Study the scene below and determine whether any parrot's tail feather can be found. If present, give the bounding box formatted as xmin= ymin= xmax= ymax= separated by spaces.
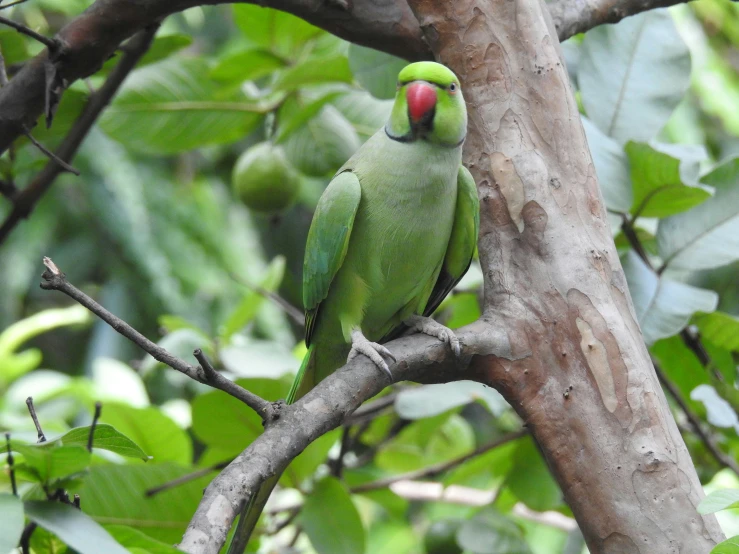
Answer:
xmin=228 ymin=347 xmax=316 ymax=552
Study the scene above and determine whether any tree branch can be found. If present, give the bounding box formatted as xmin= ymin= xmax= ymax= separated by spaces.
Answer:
xmin=0 ymin=26 xmax=158 ymax=246
xmin=546 ymin=0 xmax=689 ymax=40
xmin=39 ymin=257 xmax=280 ymax=423
xmin=178 ymin=319 xmax=511 ymax=554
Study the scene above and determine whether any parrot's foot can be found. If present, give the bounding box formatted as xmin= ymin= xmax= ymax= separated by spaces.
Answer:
xmin=348 ymin=329 xmax=396 ymax=382
xmin=404 ymin=315 xmax=461 ymax=357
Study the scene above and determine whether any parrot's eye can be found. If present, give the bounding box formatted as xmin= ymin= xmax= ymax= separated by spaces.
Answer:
xmin=449 ymin=82 xmax=457 ymax=93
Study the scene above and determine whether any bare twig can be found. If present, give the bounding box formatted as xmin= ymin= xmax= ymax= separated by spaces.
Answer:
xmin=145 ymin=460 xmax=232 ymax=497
xmin=88 ymin=402 xmax=102 ymax=452
xmin=329 ymin=426 xmax=351 ymax=478
xmin=227 ymin=271 xmax=304 ymax=326
xmin=40 ymin=257 xmax=278 ymax=422
xmin=73 ymin=494 xmax=80 ymax=509
xmin=25 ymin=397 xmax=46 ymax=443
xmin=19 ymin=522 xmax=36 ymax=554
xmin=0 ymin=26 xmax=158 ymax=246
xmin=0 ymin=0 xmax=31 ymax=10
xmin=653 ymin=359 xmax=739 ymax=476
xmin=350 ymin=428 xmax=527 ymax=494
xmin=22 ymin=129 xmax=80 ymax=175
xmin=5 ymin=433 xmax=17 ymax=496
xmin=0 ymin=14 xmax=58 ymax=50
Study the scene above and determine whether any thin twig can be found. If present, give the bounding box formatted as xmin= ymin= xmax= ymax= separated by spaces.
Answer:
xmin=0 ymin=0 xmax=30 ymax=10
xmin=228 ymin=271 xmax=304 ymax=326
xmin=40 ymin=257 xmax=278 ymax=422
xmin=351 ymin=428 xmax=527 ymax=493
xmin=345 ymin=390 xmax=400 ymax=425
xmin=270 ymin=506 xmax=300 ymax=536
xmin=19 ymin=522 xmax=36 ymax=554
xmin=652 ymin=358 xmax=739 ymax=476
xmin=73 ymin=494 xmax=80 ymax=509
xmin=145 ymin=460 xmax=232 ymax=497
xmin=25 ymin=396 xmax=46 ymax=443
xmin=0 ymin=14 xmax=57 ymax=50
xmin=5 ymin=433 xmax=17 ymax=496
xmin=23 ymin=129 xmax=80 ymax=175
xmin=0 ymin=26 xmax=158 ymax=246
xmin=329 ymin=426 xmax=351 ymax=479
xmin=87 ymin=402 xmax=102 ymax=452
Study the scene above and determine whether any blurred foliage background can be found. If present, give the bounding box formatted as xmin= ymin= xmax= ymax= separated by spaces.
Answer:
xmin=1 ymin=1 xmax=739 ymax=553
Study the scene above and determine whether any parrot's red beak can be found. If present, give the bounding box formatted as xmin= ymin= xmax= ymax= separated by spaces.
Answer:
xmin=406 ymin=82 xmax=437 ymax=122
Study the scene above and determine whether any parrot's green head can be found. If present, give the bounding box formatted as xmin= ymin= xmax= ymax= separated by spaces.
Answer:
xmin=385 ymin=62 xmax=467 ymax=148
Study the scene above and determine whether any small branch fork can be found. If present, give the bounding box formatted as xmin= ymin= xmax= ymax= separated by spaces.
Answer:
xmin=39 ymin=257 xmax=280 ymax=424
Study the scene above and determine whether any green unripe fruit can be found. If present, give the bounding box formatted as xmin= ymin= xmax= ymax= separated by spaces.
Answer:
xmin=232 ymin=142 xmax=300 ymax=213
xmin=424 ymin=519 xmax=464 ymax=554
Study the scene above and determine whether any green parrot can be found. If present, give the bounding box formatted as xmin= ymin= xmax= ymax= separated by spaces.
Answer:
xmin=232 ymin=61 xmax=479 ymax=549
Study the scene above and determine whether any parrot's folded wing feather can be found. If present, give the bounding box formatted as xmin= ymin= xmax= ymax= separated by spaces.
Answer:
xmin=303 ymin=170 xmax=362 ymax=346
xmin=423 ymin=165 xmax=480 ymax=317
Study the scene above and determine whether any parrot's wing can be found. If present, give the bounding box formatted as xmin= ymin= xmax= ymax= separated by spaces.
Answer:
xmin=303 ymin=170 xmax=362 ymax=346
xmin=423 ymin=165 xmax=480 ymax=317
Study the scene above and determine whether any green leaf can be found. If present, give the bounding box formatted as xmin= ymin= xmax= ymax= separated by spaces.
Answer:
xmin=13 ymin=444 xmax=90 ymax=484
xmin=283 ymin=104 xmax=360 ymax=176
xmin=0 ymin=494 xmax=24 ymax=554
xmin=578 ymin=9 xmax=690 ymax=143
xmin=456 ymin=508 xmax=532 ymax=554
xmin=98 ymin=404 xmax=191 ymax=464
xmin=395 ymin=381 xmax=508 ymax=419
xmin=67 ymin=463 xmax=214 ymax=544
xmin=622 ymin=251 xmax=718 ymax=344
xmin=0 ymin=29 xmax=29 ymax=66
xmin=690 ymin=385 xmax=739 ymax=431
xmin=694 ymin=312 xmax=739 ymax=351
xmin=137 ymin=35 xmax=193 ymax=68
xmin=100 ymin=58 xmax=264 ymax=155
xmin=91 ymin=357 xmax=149 ymax=408
xmin=0 ymin=305 xmax=90 ymax=357
xmin=274 ymin=91 xmax=344 ymax=144
xmin=582 ymin=117 xmax=632 ymax=213
xmin=192 ymin=377 xmax=290 ymax=453
xmin=220 ymin=339 xmax=300 ymax=379
xmin=220 ymin=256 xmax=286 ymax=341
xmin=332 ymin=90 xmax=392 ymax=140
xmin=209 ymin=48 xmax=287 ymax=83
xmin=348 ymin=44 xmax=406 ymax=100
xmin=28 ymin=526 xmax=68 ymax=554
xmin=56 ymin=424 xmax=149 ymax=461
xmin=300 ymin=477 xmax=365 ymax=554
xmin=24 ymin=501 xmax=129 ymax=554
xmin=657 ymin=158 xmax=739 ymax=271
xmin=273 ymin=55 xmax=352 ymax=92
xmin=507 ymin=437 xmax=562 ymax=512
xmin=233 ymin=5 xmax=322 ymax=60
xmin=368 ymin=521 xmax=419 ymax=554
xmin=713 ymin=536 xmax=739 ymax=554
xmin=626 ymin=142 xmax=711 ymax=218
xmin=104 ymin=525 xmax=184 ymax=553
xmin=698 ymin=489 xmax=739 ymax=514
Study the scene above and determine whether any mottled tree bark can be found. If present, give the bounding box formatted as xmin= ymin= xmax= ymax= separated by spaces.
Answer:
xmin=405 ymin=0 xmax=724 ymax=552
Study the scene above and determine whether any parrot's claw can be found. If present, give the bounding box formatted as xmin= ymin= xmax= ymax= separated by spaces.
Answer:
xmin=404 ymin=315 xmax=461 ymax=357
xmin=349 ymin=329 xmax=395 ymax=382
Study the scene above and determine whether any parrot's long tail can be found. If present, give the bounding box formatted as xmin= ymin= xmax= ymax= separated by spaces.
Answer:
xmin=226 ymin=346 xmax=316 ymax=553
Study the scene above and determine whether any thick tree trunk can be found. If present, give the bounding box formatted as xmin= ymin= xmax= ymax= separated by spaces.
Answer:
xmin=406 ymin=0 xmax=725 ymax=552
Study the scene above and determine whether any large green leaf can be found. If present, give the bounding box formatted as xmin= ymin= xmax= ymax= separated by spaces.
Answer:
xmin=332 ymin=90 xmax=392 ymax=140
xmin=232 ymin=4 xmax=322 ymax=60
xmin=209 ymin=48 xmax=287 ymax=83
xmin=713 ymin=536 xmax=739 ymax=554
xmin=657 ymin=158 xmax=739 ymax=271
xmin=56 ymin=424 xmax=150 ymax=461
xmin=456 ymin=509 xmax=532 ymax=554
xmin=578 ymin=9 xmax=690 ymax=143
xmin=694 ymin=312 xmax=739 ymax=351
xmin=273 ymin=55 xmax=353 ymax=92
xmin=698 ymin=489 xmax=739 ymax=514
xmin=13 ymin=444 xmax=90 ymax=484
xmin=98 ymin=404 xmax=191 ymax=464
xmin=582 ymin=117 xmax=632 ymax=213
xmin=219 ymin=339 xmax=300 ymax=379
xmin=104 ymin=525 xmax=184 ymax=553
xmin=507 ymin=438 xmax=562 ymax=512
xmin=690 ymin=385 xmax=739 ymax=430
xmin=67 ymin=463 xmax=214 ymax=544
xmin=274 ymin=91 xmax=344 ymax=144
xmin=395 ymin=381 xmax=508 ymax=419
xmin=300 ymin=477 xmax=365 ymax=554
xmin=626 ymin=142 xmax=711 ymax=218
xmin=0 ymin=494 xmax=24 ymax=554
xmin=100 ymin=58 xmax=263 ymax=154
xmin=348 ymin=44 xmax=406 ymax=100
xmin=283 ymin=105 xmax=360 ymax=176
xmin=100 ymin=35 xmax=193 ymax=75
xmin=24 ymin=501 xmax=129 ymax=554
xmin=622 ymin=251 xmax=718 ymax=344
